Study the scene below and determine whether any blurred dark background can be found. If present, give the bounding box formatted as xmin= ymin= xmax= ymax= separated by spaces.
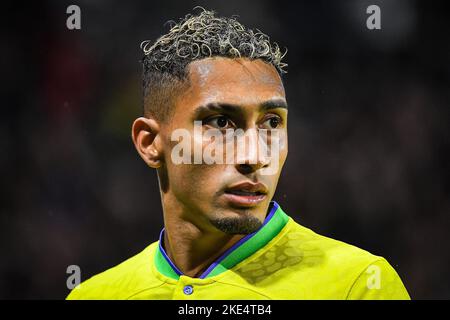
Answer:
xmin=1 ymin=0 xmax=449 ymax=299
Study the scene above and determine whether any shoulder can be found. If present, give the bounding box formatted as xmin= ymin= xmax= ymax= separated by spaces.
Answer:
xmin=231 ymin=217 xmax=410 ymax=299
xmin=284 ymin=218 xmax=381 ymax=267
xmin=283 ymin=219 xmax=410 ymax=299
xmin=66 ymin=242 xmax=163 ymax=300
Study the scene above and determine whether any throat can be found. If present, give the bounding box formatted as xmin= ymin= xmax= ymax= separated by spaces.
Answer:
xmin=162 ymin=227 xmax=244 ymax=278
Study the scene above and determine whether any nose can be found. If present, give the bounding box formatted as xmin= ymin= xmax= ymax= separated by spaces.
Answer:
xmin=234 ymin=129 xmax=270 ymax=174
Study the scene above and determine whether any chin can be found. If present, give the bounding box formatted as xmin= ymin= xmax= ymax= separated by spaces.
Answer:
xmin=209 ymin=212 xmax=263 ymax=235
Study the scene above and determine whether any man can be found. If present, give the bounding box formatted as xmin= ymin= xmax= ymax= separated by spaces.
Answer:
xmin=67 ymin=9 xmax=410 ymax=299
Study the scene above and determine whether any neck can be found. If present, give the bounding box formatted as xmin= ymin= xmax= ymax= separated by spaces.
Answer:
xmin=162 ymin=208 xmax=245 ymax=278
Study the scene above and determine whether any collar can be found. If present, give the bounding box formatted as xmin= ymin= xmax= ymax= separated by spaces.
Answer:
xmin=154 ymin=201 xmax=289 ymax=280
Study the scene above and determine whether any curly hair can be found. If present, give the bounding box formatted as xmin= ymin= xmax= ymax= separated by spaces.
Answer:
xmin=140 ymin=8 xmax=287 ymax=120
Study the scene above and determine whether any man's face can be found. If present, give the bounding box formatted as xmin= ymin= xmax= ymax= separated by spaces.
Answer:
xmin=159 ymin=57 xmax=288 ymax=235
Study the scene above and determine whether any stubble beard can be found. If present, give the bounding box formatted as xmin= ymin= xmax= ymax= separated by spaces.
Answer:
xmin=209 ymin=211 xmax=263 ymax=235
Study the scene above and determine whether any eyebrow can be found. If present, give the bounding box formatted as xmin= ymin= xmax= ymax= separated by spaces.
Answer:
xmin=194 ymin=99 xmax=288 ymax=116
xmin=260 ymin=99 xmax=288 ymax=111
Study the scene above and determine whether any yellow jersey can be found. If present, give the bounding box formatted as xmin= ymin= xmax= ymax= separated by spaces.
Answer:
xmin=67 ymin=202 xmax=410 ymax=300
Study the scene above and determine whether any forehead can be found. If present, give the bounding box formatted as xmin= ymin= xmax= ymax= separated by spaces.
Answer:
xmin=182 ymin=57 xmax=285 ymax=107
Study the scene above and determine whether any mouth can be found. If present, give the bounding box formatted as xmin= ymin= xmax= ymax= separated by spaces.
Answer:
xmin=223 ymin=182 xmax=268 ymax=207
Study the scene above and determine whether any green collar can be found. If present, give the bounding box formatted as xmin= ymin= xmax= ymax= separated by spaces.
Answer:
xmin=154 ymin=201 xmax=289 ymax=280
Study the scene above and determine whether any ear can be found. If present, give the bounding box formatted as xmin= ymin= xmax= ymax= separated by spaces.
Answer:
xmin=131 ymin=117 xmax=163 ymax=168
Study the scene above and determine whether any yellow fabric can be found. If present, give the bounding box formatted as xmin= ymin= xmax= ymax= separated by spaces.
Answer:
xmin=67 ymin=218 xmax=410 ymax=300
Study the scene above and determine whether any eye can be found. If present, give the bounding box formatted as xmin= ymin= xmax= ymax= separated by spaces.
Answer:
xmin=204 ymin=115 xmax=234 ymax=129
xmin=261 ymin=116 xmax=282 ymax=129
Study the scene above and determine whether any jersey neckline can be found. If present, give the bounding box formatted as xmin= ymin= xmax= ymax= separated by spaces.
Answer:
xmin=154 ymin=201 xmax=289 ymax=280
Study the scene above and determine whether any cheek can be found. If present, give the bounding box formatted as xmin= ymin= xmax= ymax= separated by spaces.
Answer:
xmin=279 ymin=134 xmax=288 ymax=163
xmin=167 ymin=161 xmax=227 ymax=196
xmin=269 ymin=130 xmax=288 ymax=165
xmin=164 ymin=129 xmax=224 ymax=191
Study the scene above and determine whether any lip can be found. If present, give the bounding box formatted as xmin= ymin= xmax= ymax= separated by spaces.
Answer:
xmin=223 ymin=182 xmax=268 ymax=207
